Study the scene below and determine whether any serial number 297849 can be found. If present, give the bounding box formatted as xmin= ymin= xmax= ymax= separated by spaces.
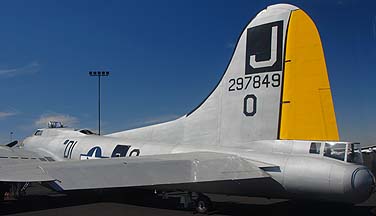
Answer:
xmin=228 ymin=73 xmax=281 ymax=92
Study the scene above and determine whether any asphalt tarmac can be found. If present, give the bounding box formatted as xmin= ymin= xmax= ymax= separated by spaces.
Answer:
xmin=0 ymin=184 xmax=375 ymax=216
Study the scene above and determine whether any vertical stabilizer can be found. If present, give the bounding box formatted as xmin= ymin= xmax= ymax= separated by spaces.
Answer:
xmin=182 ymin=4 xmax=297 ymax=146
xmin=108 ymin=4 xmax=339 ymax=147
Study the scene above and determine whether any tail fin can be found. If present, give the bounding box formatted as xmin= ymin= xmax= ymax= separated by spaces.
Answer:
xmin=109 ymin=4 xmax=339 ymax=146
xmin=184 ymin=3 xmax=339 ymax=145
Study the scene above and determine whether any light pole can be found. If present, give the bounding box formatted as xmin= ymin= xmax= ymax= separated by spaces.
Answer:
xmin=89 ymin=71 xmax=110 ymax=135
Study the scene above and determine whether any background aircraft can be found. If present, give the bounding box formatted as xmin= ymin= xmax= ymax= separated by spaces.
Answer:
xmin=0 ymin=4 xmax=374 ymax=214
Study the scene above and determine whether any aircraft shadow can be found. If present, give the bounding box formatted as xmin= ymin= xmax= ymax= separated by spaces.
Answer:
xmin=0 ymin=187 xmax=374 ymax=216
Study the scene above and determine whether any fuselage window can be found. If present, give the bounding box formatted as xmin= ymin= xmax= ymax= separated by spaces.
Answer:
xmin=347 ymin=143 xmax=363 ymax=164
xmin=324 ymin=143 xmax=346 ymax=161
xmin=34 ymin=130 xmax=43 ymax=136
xmin=309 ymin=142 xmax=321 ymax=154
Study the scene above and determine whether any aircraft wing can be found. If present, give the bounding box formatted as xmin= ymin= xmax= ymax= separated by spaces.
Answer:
xmin=0 ymin=152 xmax=272 ymax=193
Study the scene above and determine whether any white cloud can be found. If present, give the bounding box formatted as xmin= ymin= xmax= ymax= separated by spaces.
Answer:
xmin=140 ymin=114 xmax=179 ymax=125
xmin=226 ymin=42 xmax=235 ymax=49
xmin=34 ymin=113 xmax=79 ymax=128
xmin=0 ymin=112 xmax=16 ymax=119
xmin=0 ymin=61 xmax=40 ymax=77
xmin=125 ymin=114 xmax=180 ymax=130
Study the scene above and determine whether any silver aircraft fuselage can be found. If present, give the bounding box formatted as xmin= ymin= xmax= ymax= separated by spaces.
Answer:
xmin=5 ymin=3 xmax=374 ymax=207
xmin=22 ymin=128 xmax=375 ymax=204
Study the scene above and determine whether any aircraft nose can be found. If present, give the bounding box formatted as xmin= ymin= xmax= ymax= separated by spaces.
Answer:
xmin=349 ymin=167 xmax=375 ymax=203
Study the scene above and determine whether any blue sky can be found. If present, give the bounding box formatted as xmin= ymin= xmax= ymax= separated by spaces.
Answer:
xmin=0 ymin=0 xmax=375 ymax=145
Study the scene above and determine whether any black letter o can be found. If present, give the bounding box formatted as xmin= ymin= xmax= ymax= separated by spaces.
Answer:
xmin=243 ymin=94 xmax=257 ymax=116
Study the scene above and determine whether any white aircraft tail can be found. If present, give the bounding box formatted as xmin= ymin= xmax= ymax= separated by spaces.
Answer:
xmin=108 ymin=4 xmax=339 ymax=147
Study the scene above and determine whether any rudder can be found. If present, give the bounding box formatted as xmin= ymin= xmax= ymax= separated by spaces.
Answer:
xmin=279 ymin=9 xmax=339 ymax=141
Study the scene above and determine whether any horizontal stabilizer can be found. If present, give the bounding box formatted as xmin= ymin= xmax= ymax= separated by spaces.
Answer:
xmin=0 ymin=152 xmax=270 ymax=191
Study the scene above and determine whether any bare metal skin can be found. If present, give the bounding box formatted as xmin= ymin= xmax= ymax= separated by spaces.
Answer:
xmin=2 ymin=4 xmax=374 ymax=207
xmin=22 ymin=130 xmax=375 ymax=203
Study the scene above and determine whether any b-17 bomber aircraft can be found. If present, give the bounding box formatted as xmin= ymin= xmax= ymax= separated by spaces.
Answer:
xmin=1 ymin=3 xmax=374 ymax=213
